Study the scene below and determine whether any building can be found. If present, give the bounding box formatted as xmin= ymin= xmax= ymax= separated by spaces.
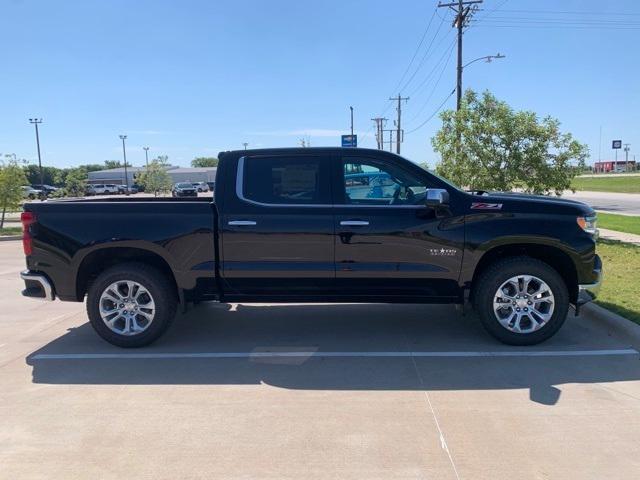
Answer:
xmin=163 ymin=167 xmax=217 ymax=183
xmin=88 ymin=166 xmax=217 ymax=186
xmin=593 ymin=161 xmax=637 ymax=173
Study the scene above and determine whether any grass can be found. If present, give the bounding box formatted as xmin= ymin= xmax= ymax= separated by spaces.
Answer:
xmin=597 ymin=212 xmax=640 ymax=236
xmin=0 ymin=226 xmax=21 ymax=236
xmin=572 ymin=175 xmax=640 ymax=193
xmin=595 ymin=239 xmax=640 ymax=325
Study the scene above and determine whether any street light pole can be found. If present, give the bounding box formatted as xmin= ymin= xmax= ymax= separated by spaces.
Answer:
xmin=119 ymin=135 xmax=129 ymax=195
xmin=143 ymin=147 xmax=150 ymax=169
xmin=242 ymin=142 xmax=249 ymax=150
xmin=349 ymin=106 xmax=354 ymax=138
xmin=462 ymin=53 xmax=505 ymax=70
xmin=29 ymin=118 xmax=44 ymax=187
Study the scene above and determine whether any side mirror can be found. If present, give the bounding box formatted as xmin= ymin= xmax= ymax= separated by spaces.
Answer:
xmin=425 ymin=188 xmax=449 ymax=207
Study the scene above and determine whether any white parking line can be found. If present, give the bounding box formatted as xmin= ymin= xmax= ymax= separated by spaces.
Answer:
xmin=31 ymin=349 xmax=639 ymax=360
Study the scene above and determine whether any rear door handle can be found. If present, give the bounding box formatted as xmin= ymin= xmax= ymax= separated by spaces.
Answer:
xmin=228 ymin=220 xmax=257 ymax=226
xmin=340 ymin=220 xmax=369 ymax=226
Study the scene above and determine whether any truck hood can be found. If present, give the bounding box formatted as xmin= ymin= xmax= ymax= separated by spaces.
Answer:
xmin=471 ymin=191 xmax=595 ymax=216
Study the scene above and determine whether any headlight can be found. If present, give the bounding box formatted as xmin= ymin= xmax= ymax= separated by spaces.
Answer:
xmin=577 ymin=215 xmax=598 ymax=235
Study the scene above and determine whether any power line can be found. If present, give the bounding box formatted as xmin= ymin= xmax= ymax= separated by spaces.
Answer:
xmin=471 ymin=23 xmax=640 ymax=29
xmin=405 ymin=87 xmax=456 ymax=135
xmin=407 ymin=37 xmax=456 ymax=99
xmin=479 ymin=8 xmax=640 ymax=16
xmin=398 ymin=12 xmax=450 ymax=93
xmin=406 ymin=42 xmax=456 ymax=124
xmin=392 ymin=8 xmax=438 ymax=94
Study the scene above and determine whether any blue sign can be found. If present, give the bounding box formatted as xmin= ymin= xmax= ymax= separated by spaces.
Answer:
xmin=612 ymin=140 xmax=622 ymax=149
xmin=341 ymin=134 xmax=357 ymax=148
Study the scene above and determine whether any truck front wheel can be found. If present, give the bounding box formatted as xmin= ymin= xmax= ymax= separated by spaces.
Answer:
xmin=473 ymin=257 xmax=569 ymax=346
xmin=86 ymin=263 xmax=177 ymax=347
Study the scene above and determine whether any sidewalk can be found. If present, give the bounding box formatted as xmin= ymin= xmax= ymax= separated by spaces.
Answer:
xmin=599 ymin=228 xmax=640 ymax=246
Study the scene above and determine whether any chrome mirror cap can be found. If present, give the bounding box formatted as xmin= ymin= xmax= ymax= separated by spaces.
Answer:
xmin=425 ymin=188 xmax=449 ymax=207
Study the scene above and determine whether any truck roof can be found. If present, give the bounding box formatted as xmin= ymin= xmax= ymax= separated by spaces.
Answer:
xmin=218 ymin=147 xmax=402 ymax=159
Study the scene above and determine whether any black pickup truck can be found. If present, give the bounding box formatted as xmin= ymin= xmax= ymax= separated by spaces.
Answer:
xmin=20 ymin=147 xmax=602 ymax=347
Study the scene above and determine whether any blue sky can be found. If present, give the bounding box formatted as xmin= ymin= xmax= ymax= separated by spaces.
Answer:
xmin=1 ymin=0 xmax=639 ymax=168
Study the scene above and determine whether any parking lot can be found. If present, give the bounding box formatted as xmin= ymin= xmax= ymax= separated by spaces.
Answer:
xmin=1 ymin=240 xmax=640 ymax=479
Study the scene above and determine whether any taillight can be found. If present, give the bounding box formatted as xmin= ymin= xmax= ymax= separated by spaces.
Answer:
xmin=21 ymin=211 xmax=36 ymax=256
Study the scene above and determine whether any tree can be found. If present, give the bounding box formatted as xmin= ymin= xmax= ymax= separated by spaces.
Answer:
xmin=0 ymin=154 xmax=28 ymax=228
xmin=63 ymin=167 xmax=88 ymax=197
xmin=137 ymin=157 xmax=172 ymax=197
xmin=432 ymin=90 xmax=588 ymax=195
xmin=104 ymin=160 xmax=124 ymax=170
xmin=191 ymin=157 xmax=218 ymax=168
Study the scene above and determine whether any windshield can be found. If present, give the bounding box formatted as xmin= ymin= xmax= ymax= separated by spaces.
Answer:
xmin=176 ymin=183 xmax=192 ymax=188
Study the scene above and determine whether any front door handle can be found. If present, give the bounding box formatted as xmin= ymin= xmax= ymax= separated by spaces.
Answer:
xmin=228 ymin=220 xmax=257 ymax=226
xmin=340 ymin=220 xmax=369 ymax=226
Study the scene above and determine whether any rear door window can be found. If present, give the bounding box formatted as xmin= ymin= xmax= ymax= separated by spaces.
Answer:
xmin=241 ymin=155 xmax=330 ymax=205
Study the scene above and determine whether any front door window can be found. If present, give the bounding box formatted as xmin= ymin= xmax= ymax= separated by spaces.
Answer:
xmin=342 ymin=157 xmax=428 ymax=206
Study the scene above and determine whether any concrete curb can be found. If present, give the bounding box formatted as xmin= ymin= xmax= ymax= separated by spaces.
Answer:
xmin=0 ymin=235 xmax=21 ymax=242
xmin=583 ymin=303 xmax=640 ymax=344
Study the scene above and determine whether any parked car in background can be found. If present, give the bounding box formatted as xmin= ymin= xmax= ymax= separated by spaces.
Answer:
xmin=192 ymin=182 xmax=209 ymax=193
xmin=172 ymin=182 xmax=197 ymax=197
xmin=30 ymin=184 xmax=58 ymax=196
xmin=206 ymin=181 xmax=215 ymax=192
xmin=88 ymin=184 xmax=119 ymax=195
xmin=132 ymin=183 xmax=145 ymax=193
xmin=22 ymin=186 xmax=43 ymax=199
xmin=117 ymin=185 xmax=138 ymax=194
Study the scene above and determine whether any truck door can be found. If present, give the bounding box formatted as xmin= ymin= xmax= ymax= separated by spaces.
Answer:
xmin=221 ymin=153 xmax=335 ymax=298
xmin=333 ymin=154 xmax=464 ymax=300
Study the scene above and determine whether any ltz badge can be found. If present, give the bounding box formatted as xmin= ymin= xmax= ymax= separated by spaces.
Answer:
xmin=429 ymin=248 xmax=457 ymax=256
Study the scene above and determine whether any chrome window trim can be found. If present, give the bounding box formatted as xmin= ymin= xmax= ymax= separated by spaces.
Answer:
xmin=236 ymin=156 xmax=426 ymax=209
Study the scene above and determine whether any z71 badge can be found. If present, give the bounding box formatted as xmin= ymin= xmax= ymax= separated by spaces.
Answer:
xmin=471 ymin=202 xmax=503 ymax=210
xmin=429 ymin=248 xmax=457 ymax=256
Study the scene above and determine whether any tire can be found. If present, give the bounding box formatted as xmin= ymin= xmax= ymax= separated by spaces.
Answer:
xmin=473 ymin=256 xmax=569 ymax=346
xmin=86 ymin=263 xmax=177 ymax=347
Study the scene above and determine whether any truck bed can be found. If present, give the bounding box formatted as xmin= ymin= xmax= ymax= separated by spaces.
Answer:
xmin=24 ymin=197 xmax=218 ymax=302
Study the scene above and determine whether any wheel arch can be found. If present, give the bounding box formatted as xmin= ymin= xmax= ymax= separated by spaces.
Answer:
xmin=75 ymin=247 xmax=179 ymax=303
xmin=470 ymin=243 xmax=579 ymax=304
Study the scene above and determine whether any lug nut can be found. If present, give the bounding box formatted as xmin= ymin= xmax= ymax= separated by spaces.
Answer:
xmin=527 ymin=301 xmax=532 ymax=305
xmin=119 ymin=303 xmax=124 ymax=308
xmin=524 ymin=307 xmax=528 ymax=311
xmin=516 ymin=307 xmax=521 ymax=312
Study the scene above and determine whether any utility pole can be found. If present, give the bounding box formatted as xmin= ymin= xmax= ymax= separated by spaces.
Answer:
xmin=371 ymin=117 xmax=387 ymax=150
xmin=28 ymin=118 xmax=44 ymax=187
xmin=389 ymin=94 xmax=409 ymax=154
xmin=143 ymin=147 xmax=150 ymax=169
xmin=119 ymin=135 xmax=129 ymax=195
xmin=438 ymin=0 xmax=483 ymax=110
xmin=382 ymin=129 xmax=395 ymax=152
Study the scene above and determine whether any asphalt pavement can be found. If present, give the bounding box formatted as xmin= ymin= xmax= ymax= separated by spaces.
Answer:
xmin=1 ymin=240 xmax=640 ymax=479
xmin=564 ymin=190 xmax=640 ymax=216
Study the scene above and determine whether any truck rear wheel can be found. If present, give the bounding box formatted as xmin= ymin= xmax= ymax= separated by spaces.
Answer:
xmin=473 ymin=257 xmax=569 ymax=346
xmin=86 ymin=263 xmax=177 ymax=347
